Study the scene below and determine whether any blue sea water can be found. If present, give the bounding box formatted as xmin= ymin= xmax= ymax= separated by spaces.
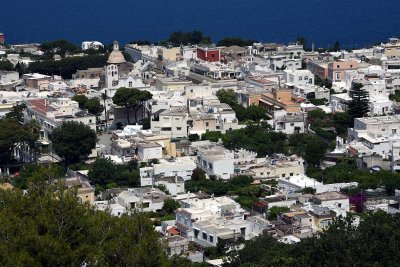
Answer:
xmin=1 ymin=0 xmax=400 ymax=48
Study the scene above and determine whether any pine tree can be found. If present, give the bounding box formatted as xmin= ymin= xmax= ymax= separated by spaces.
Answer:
xmin=348 ymin=82 xmax=369 ymax=124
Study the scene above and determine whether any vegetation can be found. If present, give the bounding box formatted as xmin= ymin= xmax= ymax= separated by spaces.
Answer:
xmin=71 ymin=94 xmax=88 ymax=109
xmin=217 ymin=37 xmax=257 ymax=47
xmin=40 ymin=39 xmax=81 ymax=57
xmin=162 ymin=198 xmax=181 ymax=213
xmin=309 ymin=98 xmax=328 ymax=105
xmin=0 ymin=106 xmax=39 ymax=166
xmin=267 ymin=206 xmax=290 ymax=220
xmin=84 ymin=98 xmax=104 ymax=117
xmin=188 ymin=133 xmax=200 ymax=142
xmin=287 ymin=134 xmax=328 ymax=167
xmin=389 ymin=90 xmax=400 ymax=102
xmin=112 ymin=87 xmax=153 ymax=124
xmin=201 ymin=131 xmax=222 ymax=142
xmin=51 ymin=121 xmax=97 ymax=164
xmin=222 ymin=124 xmax=286 ymax=157
xmin=13 ymin=164 xmax=65 ymax=189
xmin=216 ymin=89 xmax=269 ymax=122
xmin=185 ymin=175 xmax=270 ymax=209
xmin=314 ymin=75 xmax=332 ymax=89
xmin=0 ymin=59 xmax=14 ymax=71
xmin=225 ymin=212 xmax=400 ymax=267
xmin=163 ymin=30 xmax=211 ymax=46
xmin=348 ymin=82 xmax=369 ymax=124
xmin=307 ymin=158 xmax=400 ymax=194
xmin=333 ymin=40 xmax=341 ymax=52
xmin=0 ymin=174 xmax=169 ymax=266
xmin=88 ymin=157 xmax=140 ymax=189
xmin=27 ymin=54 xmax=108 ymax=79
xmin=191 ymin=167 xmax=207 ymax=181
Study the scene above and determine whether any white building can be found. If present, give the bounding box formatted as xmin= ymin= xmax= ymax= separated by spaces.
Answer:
xmin=81 ymin=41 xmax=104 ymax=51
xmin=140 ymin=157 xmax=196 ymax=183
xmin=116 ymin=188 xmax=167 ymax=213
xmin=0 ymin=71 xmax=20 ymax=90
xmin=283 ymin=69 xmax=314 ymax=88
xmin=196 ymin=145 xmax=235 ymax=179
xmin=312 ymin=192 xmax=350 ymax=212
xmin=151 ymin=108 xmax=189 ymax=138
xmin=136 ymin=142 xmax=163 ymax=161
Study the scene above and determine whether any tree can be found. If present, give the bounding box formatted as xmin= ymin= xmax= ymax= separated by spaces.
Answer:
xmin=216 ymin=89 xmax=237 ymax=107
xmin=333 ymin=40 xmax=340 ymax=52
xmin=0 ymin=60 xmax=14 ymax=71
xmin=164 ymin=30 xmax=212 ymax=46
xmin=51 ymin=121 xmax=97 ymax=164
xmin=84 ymin=98 xmax=104 ymax=117
xmin=295 ymin=36 xmax=307 ymax=49
xmin=244 ymin=105 xmax=269 ymax=121
xmin=288 ymin=134 xmax=328 ymax=166
xmin=162 ymin=198 xmax=181 ymax=213
xmin=72 ymin=94 xmax=88 ymax=109
xmin=307 ymin=109 xmax=327 ymax=119
xmin=201 ymin=131 xmax=222 ymax=142
xmin=0 ymin=118 xmax=39 ymax=165
xmin=188 ymin=133 xmax=200 ymax=142
xmin=88 ymin=157 xmax=117 ymax=186
xmin=27 ymin=54 xmax=107 ymax=79
xmin=217 ymin=37 xmax=256 ymax=47
xmin=112 ymin=88 xmax=153 ymax=124
xmin=14 ymin=62 xmax=27 ymax=75
xmin=40 ymin=39 xmax=80 ymax=57
xmin=348 ymin=82 xmax=369 ymax=124
xmin=191 ymin=168 xmax=207 ymax=181
xmin=267 ymin=206 xmax=290 ymax=220
xmin=88 ymin=157 xmax=141 ymax=189
xmin=0 ymin=178 xmax=169 ymax=266
xmin=222 ymin=124 xmax=286 ymax=157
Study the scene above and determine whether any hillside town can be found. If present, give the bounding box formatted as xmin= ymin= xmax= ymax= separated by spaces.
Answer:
xmin=2 ymin=32 xmax=400 ymax=265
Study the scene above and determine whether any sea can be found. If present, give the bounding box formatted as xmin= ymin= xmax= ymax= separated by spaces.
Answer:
xmin=1 ymin=0 xmax=400 ymax=48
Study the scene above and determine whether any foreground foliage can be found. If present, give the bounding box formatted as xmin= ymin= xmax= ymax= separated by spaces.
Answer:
xmin=224 ymin=212 xmax=400 ymax=266
xmin=0 ymin=180 xmax=169 ymax=266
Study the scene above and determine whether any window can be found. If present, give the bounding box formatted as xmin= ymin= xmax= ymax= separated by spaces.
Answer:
xmin=129 ymin=81 xmax=132 ymax=87
xmin=206 ymin=122 xmax=209 ymax=127
xmin=290 ymin=172 xmax=294 ymax=176
xmin=282 ymin=174 xmax=286 ymax=178
xmin=194 ymin=229 xmax=199 ymax=238
xmin=209 ymin=235 xmax=214 ymax=243
xmin=290 ymin=123 xmax=294 ymax=126
xmin=350 ymin=65 xmax=353 ymax=68
xmin=337 ymin=65 xmax=340 ymax=68
xmin=176 ymin=127 xmax=182 ymax=130
xmin=202 ymin=232 xmax=207 ymax=240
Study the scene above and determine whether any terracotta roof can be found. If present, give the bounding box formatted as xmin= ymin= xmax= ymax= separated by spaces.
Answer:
xmin=26 ymin=99 xmax=50 ymax=116
xmin=167 ymin=226 xmax=180 ymax=236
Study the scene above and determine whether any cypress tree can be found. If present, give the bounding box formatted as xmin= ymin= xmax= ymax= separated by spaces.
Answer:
xmin=348 ymin=82 xmax=369 ymax=125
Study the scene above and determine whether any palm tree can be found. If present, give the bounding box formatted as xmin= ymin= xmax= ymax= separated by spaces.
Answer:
xmin=101 ymin=91 xmax=109 ymax=130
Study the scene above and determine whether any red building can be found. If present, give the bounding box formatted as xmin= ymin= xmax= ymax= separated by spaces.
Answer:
xmin=196 ymin=47 xmax=220 ymax=62
xmin=0 ymin=33 xmax=4 ymax=45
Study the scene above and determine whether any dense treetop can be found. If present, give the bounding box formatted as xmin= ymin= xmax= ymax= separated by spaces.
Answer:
xmin=0 ymin=167 xmax=169 ymax=266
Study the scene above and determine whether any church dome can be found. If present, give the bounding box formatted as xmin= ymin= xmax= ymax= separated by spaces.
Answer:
xmin=107 ymin=41 xmax=126 ymax=64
